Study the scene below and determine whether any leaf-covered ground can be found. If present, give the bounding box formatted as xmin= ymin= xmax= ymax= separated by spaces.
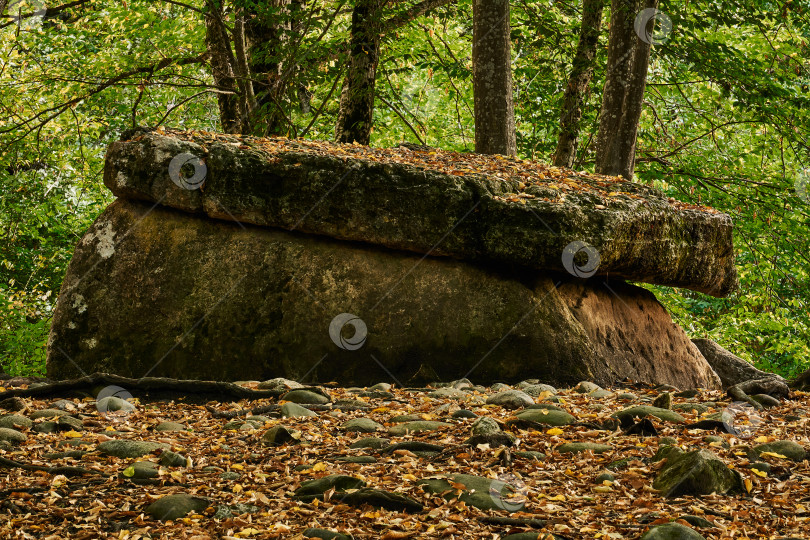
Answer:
xmin=144 ymin=126 xmax=717 ymax=214
xmin=0 ymin=377 xmax=808 ymax=539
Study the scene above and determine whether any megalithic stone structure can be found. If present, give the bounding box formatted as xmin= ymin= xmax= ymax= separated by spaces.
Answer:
xmin=47 ymin=127 xmax=736 ymax=387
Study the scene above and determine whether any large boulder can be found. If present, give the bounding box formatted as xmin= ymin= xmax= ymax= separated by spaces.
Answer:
xmin=102 ymin=127 xmax=737 ymax=296
xmin=47 ymin=199 xmax=720 ymax=388
xmin=691 ymin=338 xmax=783 ymax=388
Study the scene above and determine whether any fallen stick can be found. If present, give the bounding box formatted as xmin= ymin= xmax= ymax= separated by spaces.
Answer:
xmin=0 ymin=372 xmax=286 ymax=401
xmin=0 ymin=456 xmax=100 ymax=477
xmin=478 ymin=516 xmax=547 ymax=528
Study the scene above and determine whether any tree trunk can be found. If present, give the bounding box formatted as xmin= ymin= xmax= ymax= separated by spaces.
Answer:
xmin=552 ymin=0 xmax=604 ymax=168
xmin=204 ymin=0 xmax=242 ymax=134
xmin=472 ymin=0 xmax=516 ymax=156
xmin=246 ymin=0 xmax=292 ymax=137
xmin=334 ymin=0 xmax=385 ymax=145
xmin=594 ymin=0 xmax=657 ymax=179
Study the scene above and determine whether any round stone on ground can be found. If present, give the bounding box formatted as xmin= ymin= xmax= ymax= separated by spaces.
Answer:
xmin=31 ymin=409 xmax=71 ymax=420
xmin=388 ymin=421 xmax=451 ymax=436
xmin=574 ymin=381 xmax=601 ymax=393
xmin=612 ymin=406 xmax=686 ymax=424
xmin=281 ymin=389 xmax=330 ymax=405
xmin=303 ymin=528 xmax=354 ymax=540
xmin=98 ymin=440 xmax=171 ymax=459
xmin=261 ymin=425 xmax=300 ymax=446
xmin=159 ymin=450 xmax=189 ymax=467
xmin=155 ymin=421 xmax=186 ymax=432
xmin=428 ymin=387 xmax=468 ymax=399
xmin=418 ymin=474 xmax=525 ymax=512
xmin=57 ymin=416 xmax=83 ymax=431
xmin=486 ymin=390 xmax=534 ymax=409
xmin=341 ymin=418 xmax=383 ymax=433
xmin=595 ymin=472 xmax=615 ymax=483
xmin=0 ymin=414 xmax=31 ymax=431
xmin=121 ymin=461 xmax=160 ymax=481
xmin=640 ymin=522 xmax=706 ymax=539
xmin=516 ymin=408 xmax=575 ymax=426
xmin=349 ymin=437 xmax=389 ymax=450
xmin=145 ymin=494 xmax=210 ymax=521
xmin=521 ymin=384 xmax=557 ymax=397
xmin=96 ymin=396 xmax=136 ymax=415
xmin=753 ymin=440 xmax=807 ymax=462
xmin=652 ymin=392 xmax=673 ymax=409
xmin=0 ymin=427 xmax=26 ymax=445
xmin=470 ymin=417 xmax=501 ymax=436
xmin=557 ymin=442 xmax=613 ymax=454
xmin=258 ymin=377 xmax=303 ymax=390
xmin=281 ymin=402 xmax=318 ymax=418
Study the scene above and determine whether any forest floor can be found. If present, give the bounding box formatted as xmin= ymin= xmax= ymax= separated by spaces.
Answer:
xmin=0 ymin=377 xmax=808 ymax=539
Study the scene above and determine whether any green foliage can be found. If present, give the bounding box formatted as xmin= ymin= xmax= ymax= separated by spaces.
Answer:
xmin=1 ymin=0 xmax=809 ymax=379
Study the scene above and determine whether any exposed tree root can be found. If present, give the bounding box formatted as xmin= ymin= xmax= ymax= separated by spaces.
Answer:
xmin=0 ymin=372 xmax=287 ymax=402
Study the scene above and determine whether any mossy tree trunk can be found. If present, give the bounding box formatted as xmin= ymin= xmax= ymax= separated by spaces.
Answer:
xmin=204 ymin=0 xmax=242 ymax=134
xmin=334 ymin=0 xmax=385 ymax=145
xmin=245 ymin=0 xmax=294 ymax=137
xmin=552 ymin=0 xmax=605 ymax=168
xmin=472 ymin=0 xmax=516 ymax=156
xmin=594 ymin=0 xmax=657 ymax=179
xmin=203 ymin=0 xmax=295 ymax=136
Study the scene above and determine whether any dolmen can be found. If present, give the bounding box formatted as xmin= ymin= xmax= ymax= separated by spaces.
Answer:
xmin=46 ymin=127 xmax=738 ymax=388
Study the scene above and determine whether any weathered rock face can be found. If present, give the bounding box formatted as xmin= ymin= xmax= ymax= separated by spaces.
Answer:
xmin=103 ymin=128 xmax=737 ymax=296
xmin=692 ymin=338 xmax=784 ymax=388
xmin=47 ymin=199 xmax=720 ymax=388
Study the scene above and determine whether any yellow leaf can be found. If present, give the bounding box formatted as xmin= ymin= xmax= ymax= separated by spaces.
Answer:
xmin=744 ymin=478 xmax=753 ymax=493
xmin=63 ymin=430 xmax=82 ymax=438
xmin=122 ymin=466 xmax=135 ymax=478
xmin=234 ymin=527 xmax=262 ymax=538
xmin=593 ymin=485 xmax=612 ymax=493
xmin=760 ymin=451 xmax=788 ymax=459
xmin=311 ymin=462 xmax=327 ymax=472
xmin=751 ymin=468 xmax=768 ymax=477
xmin=547 ymin=427 xmax=564 ymax=436
xmin=231 ymin=463 xmax=244 ymax=470
xmin=403 ymin=474 xmax=418 ymax=481
xmin=754 ymin=436 xmax=769 ymax=443
xmin=232 ymin=484 xmax=243 ymax=493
